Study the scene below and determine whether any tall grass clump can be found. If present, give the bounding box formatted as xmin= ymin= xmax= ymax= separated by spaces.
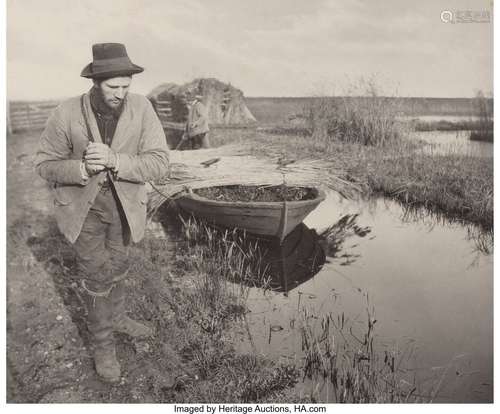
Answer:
xmin=470 ymin=90 xmax=493 ymax=142
xmin=304 ymin=78 xmax=406 ymax=146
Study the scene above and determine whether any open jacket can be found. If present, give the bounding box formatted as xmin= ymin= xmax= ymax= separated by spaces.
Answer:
xmin=35 ymin=91 xmax=169 ymax=244
xmin=186 ymin=100 xmax=210 ymax=137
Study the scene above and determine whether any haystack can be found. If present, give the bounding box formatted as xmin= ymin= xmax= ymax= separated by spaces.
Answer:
xmin=148 ymin=78 xmax=257 ymax=126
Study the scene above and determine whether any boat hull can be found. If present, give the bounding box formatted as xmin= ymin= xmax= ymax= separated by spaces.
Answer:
xmin=176 ymin=187 xmax=326 ymax=241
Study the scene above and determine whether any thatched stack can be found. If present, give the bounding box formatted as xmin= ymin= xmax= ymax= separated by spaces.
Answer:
xmin=148 ymin=78 xmax=257 ymax=126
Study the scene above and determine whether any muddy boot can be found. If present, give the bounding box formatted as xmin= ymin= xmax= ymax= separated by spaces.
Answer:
xmin=111 ymin=280 xmax=154 ymax=338
xmin=82 ymin=280 xmax=121 ymax=383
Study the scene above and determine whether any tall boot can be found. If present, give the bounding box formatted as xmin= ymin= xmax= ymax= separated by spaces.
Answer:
xmin=111 ymin=280 xmax=154 ymax=338
xmin=81 ymin=280 xmax=121 ymax=383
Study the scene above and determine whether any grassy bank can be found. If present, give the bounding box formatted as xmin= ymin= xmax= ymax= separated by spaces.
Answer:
xmin=226 ymin=131 xmax=492 ymax=232
xmin=6 ymin=124 xmax=302 ymax=403
xmin=355 ymin=148 xmax=493 ymax=230
xmin=8 ymin=209 xmax=301 ymax=403
xmin=211 ymin=85 xmax=493 ymax=233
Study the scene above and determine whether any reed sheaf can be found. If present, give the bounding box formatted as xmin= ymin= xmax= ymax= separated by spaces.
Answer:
xmin=148 ymin=144 xmax=361 ymax=214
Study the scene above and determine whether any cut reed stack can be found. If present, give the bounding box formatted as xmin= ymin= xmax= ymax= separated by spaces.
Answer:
xmin=147 ymin=144 xmax=361 ymax=215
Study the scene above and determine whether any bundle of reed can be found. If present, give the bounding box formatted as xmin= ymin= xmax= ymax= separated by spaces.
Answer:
xmin=148 ymin=144 xmax=361 ymax=214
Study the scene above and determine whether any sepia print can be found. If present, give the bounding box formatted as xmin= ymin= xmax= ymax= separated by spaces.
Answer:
xmin=6 ymin=0 xmax=493 ymax=405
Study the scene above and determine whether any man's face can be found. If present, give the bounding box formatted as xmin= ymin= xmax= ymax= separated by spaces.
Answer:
xmin=95 ymin=76 xmax=132 ymax=110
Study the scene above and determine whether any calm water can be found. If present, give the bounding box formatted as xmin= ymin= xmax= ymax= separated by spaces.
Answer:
xmin=410 ymin=130 xmax=493 ymax=158
xmin=151 ymin=188 xmax=493 ymax=403
xmin=231 ymin=192 xmax=493 ymax=403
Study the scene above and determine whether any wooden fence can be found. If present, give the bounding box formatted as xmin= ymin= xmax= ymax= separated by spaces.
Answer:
xmin=7 ymin=100 xmax=60 ymax=134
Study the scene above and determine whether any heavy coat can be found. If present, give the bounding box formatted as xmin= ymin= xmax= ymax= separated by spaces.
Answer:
xmin=186 ymin=100 xmax=210 ymax=137
xmin=35 ymin=91 xmax=169 ymax=244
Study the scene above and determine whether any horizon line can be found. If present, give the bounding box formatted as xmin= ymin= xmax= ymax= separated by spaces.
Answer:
xmin=7 ymin=95 xmax=493 ymax=102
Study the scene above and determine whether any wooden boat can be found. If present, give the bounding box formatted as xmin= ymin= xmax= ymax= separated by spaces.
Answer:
xmin=175 ymin=186 xmax=326 ymax=242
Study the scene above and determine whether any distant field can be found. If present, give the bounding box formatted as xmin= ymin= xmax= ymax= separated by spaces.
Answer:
xmin=8 ymin=96 xmax=492 ymax=133
xmin=245 ymin=96 xmax=491 ymax=125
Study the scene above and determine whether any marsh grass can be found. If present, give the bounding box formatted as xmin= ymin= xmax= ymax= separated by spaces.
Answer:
xmin=175 ymin=215 xmax=272 ymax=323
xmin=304 ymin=78 xmax=407 ymax=147
xmin=355 ymin=146 xmax=493 ymax=231
xmin=229 ymin=123 xmax=493 ymax=232
xmin=298 ymin=301 xmax=426 ymax=403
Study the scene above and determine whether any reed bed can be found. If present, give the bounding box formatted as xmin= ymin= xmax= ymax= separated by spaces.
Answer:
xmin=303 ymin=78 xmax=406 ymax=147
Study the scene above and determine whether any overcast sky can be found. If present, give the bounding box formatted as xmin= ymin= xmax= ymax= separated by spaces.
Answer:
xmin=7 ymin=0 xmax=493 ymax=100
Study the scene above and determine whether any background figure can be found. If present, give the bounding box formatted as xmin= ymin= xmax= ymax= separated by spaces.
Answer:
xmin=177 ymin=93 xmax=210 ymax=150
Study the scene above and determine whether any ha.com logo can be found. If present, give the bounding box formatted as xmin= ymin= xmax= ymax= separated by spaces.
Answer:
xmin=440 ymin=9 xmax=491 ymax=24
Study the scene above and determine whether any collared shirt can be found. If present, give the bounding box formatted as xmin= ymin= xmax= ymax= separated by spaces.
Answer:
xmin=89 ymin=87 xmax=124 ymax=146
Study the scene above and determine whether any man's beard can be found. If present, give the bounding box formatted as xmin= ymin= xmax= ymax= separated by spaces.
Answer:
xmin=92 ymin=86 xmax=125 ymax=116
xmin=106 ymin=100 xmax=125 ymax=116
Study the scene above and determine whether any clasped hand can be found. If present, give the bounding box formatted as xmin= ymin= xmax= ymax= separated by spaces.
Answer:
xmin=84 ymin=143 xmax=117 ymax=175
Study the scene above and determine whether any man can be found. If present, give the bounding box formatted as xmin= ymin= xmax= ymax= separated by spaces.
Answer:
xmin=176 ymin=92 xmax=210 ymax=150
xmin=35 ymin=43 xmax=169 ymax=383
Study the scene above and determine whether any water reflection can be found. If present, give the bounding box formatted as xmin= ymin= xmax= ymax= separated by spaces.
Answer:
xmin=252 ymin=223 xmax=325 ymax=293
xmin=317 ymin=214 xmax=372 ymax=260
xmin=148 ymin=192 xmax=492 ymax=402
xmin=151 ymin=204 xmax=328 ymax=294
xmin=242 ymin=191 xmax=493 ymax=403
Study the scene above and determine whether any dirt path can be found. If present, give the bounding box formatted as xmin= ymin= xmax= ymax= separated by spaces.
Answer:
xmin=7 ymin=131 xmax=89 ymax=402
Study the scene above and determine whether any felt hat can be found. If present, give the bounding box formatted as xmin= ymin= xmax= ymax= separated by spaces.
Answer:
xmin=81 ymin=43 xmax=144 ymax=79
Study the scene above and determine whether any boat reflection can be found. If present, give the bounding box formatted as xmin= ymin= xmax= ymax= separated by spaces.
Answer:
xmin=253 ymin=223 xmax=325 ymax=294
xmin=152 ymin=204 xmax=373 ymax=294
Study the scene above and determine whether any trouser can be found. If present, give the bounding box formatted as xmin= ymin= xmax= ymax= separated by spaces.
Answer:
xmin=73 ymin=186 xmax=131 ymax=348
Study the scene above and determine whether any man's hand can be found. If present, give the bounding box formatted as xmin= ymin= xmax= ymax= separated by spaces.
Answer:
xmin=84 ymin=161 xmax=106 ymax=176
xmin=85 ymin=143 xmax=117 ymax=169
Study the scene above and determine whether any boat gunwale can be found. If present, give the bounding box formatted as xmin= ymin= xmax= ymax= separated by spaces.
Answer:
xmin=178 ymin=187 xmax=327 ymax=209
